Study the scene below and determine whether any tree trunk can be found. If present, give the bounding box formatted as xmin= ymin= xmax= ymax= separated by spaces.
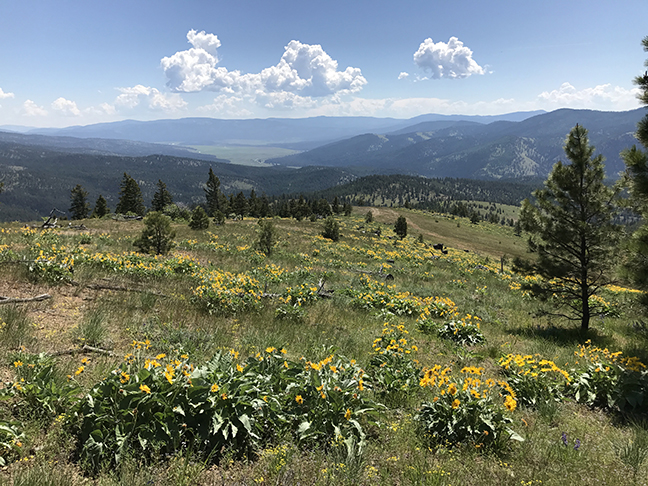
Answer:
xmin=581 ymin=283 xmax=590 ymax=332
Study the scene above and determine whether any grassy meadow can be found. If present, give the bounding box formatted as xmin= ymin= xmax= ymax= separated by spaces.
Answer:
xmin=0 ymin=208 xmax=646 ymax=485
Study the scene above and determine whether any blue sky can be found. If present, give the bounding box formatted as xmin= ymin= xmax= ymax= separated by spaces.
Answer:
xmin=0 ymin=0 xmax=647 ymax=127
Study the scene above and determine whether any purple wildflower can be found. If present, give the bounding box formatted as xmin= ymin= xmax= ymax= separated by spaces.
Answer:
xmin=574 ymin=439 xmax=581 ymax=450
xmin=561 ymin=432 xmax=568 ymax=446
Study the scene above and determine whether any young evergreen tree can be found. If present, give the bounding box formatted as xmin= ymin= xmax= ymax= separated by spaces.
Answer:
xmin=255 ymin=218 xmax=277 ymax=256
xmin=514 ymin=124 xmax=621 ymax=332
xmin=92 ymin=195 xmax=110 ymax=218
xmin=332 ymin=196 xmax=341 ymax=214
xmin=133 ymin=212 xmax=176 ymax=255
xmin=204 ymin=168 xmax=222 ymax=216
xmin=394 ymin=215 xmax=408 ymax=239
xmin=151 ymin=179 xmax=173 ymax=212
xmin=321 ymin=216 xmax=340 ymax=242
xmin=69 ymin=184 xmax=90 ymax=220
xmin=116 ymin=173 xmax=145 ymax=216
xmin=188 ymin=206 xmax=210 ymax=230
xmin=232 ymin=191 xmax=249 ymax=218
xmin=622 ymin=36 xmax=648 ymax=307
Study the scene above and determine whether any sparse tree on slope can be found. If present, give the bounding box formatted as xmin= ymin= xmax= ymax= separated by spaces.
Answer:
xmin=69 ymin=184 xmax=90 ymax=220
xmin=514 ymin=124 xmax=621 ymax=332
xmin=204 ymin=168 xmax=223 ymax=217
xmin=116 ymin=173 xmax=145 ymax=216
xmin=189 ymin=206 xmax=210 ymax=230
xmin=134 ymin=212 xmax=176 ymax=255
xmin=92 ymin=194 xmax=110 ymax=218
xmin=395 ymin=215 xmax=408 ymax=239
xmin=151 ymin=179 xmax=173 ymax=212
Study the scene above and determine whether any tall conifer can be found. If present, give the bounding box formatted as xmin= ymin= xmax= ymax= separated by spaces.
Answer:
xmin=515 ymin=124 xmax=621 ymax=332
xmin=116 ymin=173 xmax=145 ymax=216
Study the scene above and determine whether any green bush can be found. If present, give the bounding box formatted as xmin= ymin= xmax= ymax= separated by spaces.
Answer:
xmin=322 ymin=216 xmax=340 ymax=242
xmin=255 ymin=219 xmax=276 ymax=256
xmin=417 ymin=365 xmax=522 ymax=450
xmin=188 ymin=206 xmax=210 ymax=230
xmin=66 ymin=346 xmax=381 ymax=473
xmin=498 ymin=354 xmax=571 ymax=408
xmin=133 ymin=212 xmax=176 ymax=255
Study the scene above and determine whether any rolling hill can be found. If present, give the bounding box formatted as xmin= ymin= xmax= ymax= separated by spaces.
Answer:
xmin=268 ymin=108 xmax=646 ymax=179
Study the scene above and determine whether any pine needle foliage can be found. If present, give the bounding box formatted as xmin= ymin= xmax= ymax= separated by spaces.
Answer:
xmin=622 ymin=35 xmax=648 ymax=308
xmin=514 ymin=124 xmax=621 ymax=332
xmin=322 ymin=216 xmax=340 ymax=241
xmin=69 ymin=184 xmax=90 ymax=220
xmin=188 ymin=206 xmax=210 ymax=230
xmin=91 ymin=194 xmax=110 ymax=218
xmin=150 ymin=179 xmax=173 ymax=212
xmin=395 ymin=215 xmax=408 ymax=240
xmin=133 ymin=211 xmax=176 ymax=255
xmin=255 ymin=218 xmax=277 ymax=255
xmin=116 ymin=173 xmax=145 ymax=216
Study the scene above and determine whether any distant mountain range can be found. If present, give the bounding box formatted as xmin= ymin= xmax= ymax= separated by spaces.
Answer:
xmin=3 ymin=110 xmax=546 ymax=149
xmin=267 ymin=108 xmax=646 ymax=179
xmin=0 ymin=108 xmax=645 ymax=221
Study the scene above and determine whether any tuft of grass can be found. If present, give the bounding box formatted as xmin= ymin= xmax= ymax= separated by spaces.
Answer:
xmin=0 ymin=305 xmax=33 ymax=350
xmin=76 ymin=308 xmax=109 ymax=348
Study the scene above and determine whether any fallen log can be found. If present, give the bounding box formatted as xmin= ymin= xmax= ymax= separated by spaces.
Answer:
xmin=51 ymin=344 xmax=115 ymax=358
xmin=70 ymin=280 xmax=168 ymax=297
xmin=0 ymin=294 xmax=51 ymax=305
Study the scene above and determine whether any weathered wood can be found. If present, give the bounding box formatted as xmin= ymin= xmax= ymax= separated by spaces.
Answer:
xmin=73 ymin=281 xmax=168 ymax=297
xmin=0 ymin=294 xmax=51 ymax=305
xmin=50 ymin=344 xmax=115 ymax=357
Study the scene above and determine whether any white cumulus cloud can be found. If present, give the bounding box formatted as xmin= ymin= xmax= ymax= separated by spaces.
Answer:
xmin=51 ymin=97 xmax=81 ymax=116
xmin=0 ymin=88 xmax=14 ymax=99
xmin=22 ymin=100 xmax=47 ymax=117
xmin=538 ymin=82 xmax=640 ymax=110
xmin=398 ymin=72 xmax=409 ymax=80
xmin=413 ymin=37 xmax=485 ymax=79
xmin=161 ymin=31 xmax=367 ymax=104
xmin=115 ymin=85 xmax=187 ymax=112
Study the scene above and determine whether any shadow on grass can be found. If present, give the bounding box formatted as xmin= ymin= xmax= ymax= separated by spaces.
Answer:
xmin=507 ymin=323 xmax=617 ymax=348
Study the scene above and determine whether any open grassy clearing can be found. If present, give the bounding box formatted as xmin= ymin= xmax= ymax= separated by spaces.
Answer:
xmin=189 ymin=145 xmax=299 ymax=166
xmin=0 ymin=210 xmax=646 ymax=485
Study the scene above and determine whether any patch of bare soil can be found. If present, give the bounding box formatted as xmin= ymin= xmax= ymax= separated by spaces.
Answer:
xmin=0 ymin=278 xmax=93 ymax=353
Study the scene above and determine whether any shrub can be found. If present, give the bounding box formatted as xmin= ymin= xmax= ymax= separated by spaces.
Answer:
xmin=188 ymin=206 xmax=210 ymax=230
xmin=66 ymin=346 xmax=380 ymax=473
xmin=369 ymin=322 xmax=421 ymax=403
xmin=394 ymin=216 xmax=407 ymax=239
xmin=256 ymin=219 xmax=276 ymax=256
xmin=417 ymin=365 xmax=522 ymax=450
xmin=569 ymin=341 xmax=648 ymax=412
xmin=499 ymin=354 xmax=571 ymax=408
xmin=2 ymin=353 xmax=79 ymax=424
xmin=322 ymin=216 xmax=340 ymax=241
xmin=133 ymin=212 xmax=176 ymax=255
xmin=436 ymin=316 xmax=485 ymax=346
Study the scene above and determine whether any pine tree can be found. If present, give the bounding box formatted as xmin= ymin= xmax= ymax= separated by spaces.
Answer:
xmin=134 ymin=212 xmax=176 ymax=255
xmin=622 ymin=36 xmax=648 ymax=307
xmin=92 ymin=195 xmax=110 ymax=218
xmin=189 ymin=206 xmax=210 ymax=230
xmin=116 ymin=173 xmax=145 ymax=216
xmin=256 ymin=219 xmax=276 ymax=255
xmin=322 ymin=216 xmax=340 ymax=241
xmin=204 ymin=168 xmax=222 ymax=216
xmin=151 ymin=179 xmax=173 ymax=212
xmin=394 ymin=215 xmax=408 ymax=239
xmin=514 ymin=124 xmax=621 ymax=332
xmin=69 ymin=184 xmax=90 ymax=220
xmin=232 ymin=191 xmax=249 ymax=218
